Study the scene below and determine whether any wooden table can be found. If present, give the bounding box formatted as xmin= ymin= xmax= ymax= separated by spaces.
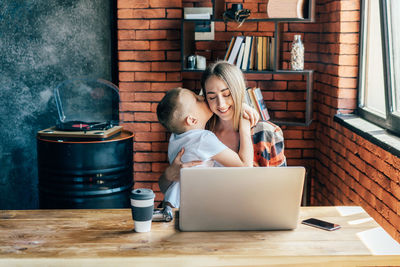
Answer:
xmin=1 ymin=206 xmax=400 ymax=266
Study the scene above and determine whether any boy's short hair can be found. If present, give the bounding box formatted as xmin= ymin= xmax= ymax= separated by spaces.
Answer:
xmin=157 ymin=87 xmax=186 ymax=134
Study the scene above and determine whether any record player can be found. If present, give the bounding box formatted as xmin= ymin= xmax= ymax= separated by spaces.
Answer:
xmin=37 ymin=78 xmax=134 ymax=209
xmin=38 ymin=78 xmax=122 ymax=140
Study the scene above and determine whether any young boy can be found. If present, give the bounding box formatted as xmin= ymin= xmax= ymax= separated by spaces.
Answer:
xmin=156 ymin=87 xmax=253 ymax=208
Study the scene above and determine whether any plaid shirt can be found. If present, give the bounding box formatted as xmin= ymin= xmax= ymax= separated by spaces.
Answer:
xmin=252 ymin=121 xmax=286 ymax=167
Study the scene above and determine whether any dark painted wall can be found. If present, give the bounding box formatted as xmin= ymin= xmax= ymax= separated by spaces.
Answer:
xmin=0 ymin=0 xmax=114 ymax=209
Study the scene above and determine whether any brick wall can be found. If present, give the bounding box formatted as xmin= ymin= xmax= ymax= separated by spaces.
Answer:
xmin=117 ymin=0 xmax=400 ymax=242
xmin=311 ymin=0 xmax=400 ymax=242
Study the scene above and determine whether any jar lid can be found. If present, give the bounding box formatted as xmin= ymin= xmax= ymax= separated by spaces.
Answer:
xmin=131 ymin=188 xmax=155 ymax=200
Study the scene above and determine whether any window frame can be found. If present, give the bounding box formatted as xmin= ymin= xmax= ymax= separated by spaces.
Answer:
xmin=358 ymin=0 xmax=400 ymax=135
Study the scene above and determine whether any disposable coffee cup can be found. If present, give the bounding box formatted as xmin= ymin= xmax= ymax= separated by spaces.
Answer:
xmin=130 ymin=188 xmax=155 ymax=232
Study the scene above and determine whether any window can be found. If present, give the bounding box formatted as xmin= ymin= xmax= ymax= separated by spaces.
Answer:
xmin=359 ymin=0 xmax=400 ymax=134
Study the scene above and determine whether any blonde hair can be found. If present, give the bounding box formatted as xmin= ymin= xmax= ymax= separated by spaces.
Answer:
xmin=200 ymin=61 xmax=246 ymax=132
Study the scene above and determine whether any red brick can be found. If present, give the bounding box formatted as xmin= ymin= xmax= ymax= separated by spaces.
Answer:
xmin=166 ymin=8 xmax=182 ymax=18
xmin=135 ymin=72 xmax=166 ymax=81
xmin=135 ymin=132 xmax=166 ymax=142
xmin=134 ymin=142 xmax=151 ymax=151
xmin=341 ymin=11 xmax=360 ymax=22
xmin=119 ymin=51 xmax=165 ymax=61
xmin=119 ymin=92 xmax=135 ymax=102
xmin=150 ymin=20 xmax=180 ymax=29
xmin=134 ymin=171 xmax=162 ymax=181
xmin=167 ymin=72 xmax=182 ymax=81
xmin=338 ymin=66 xmax=358 ymax=78
xmin=136 ymin=30 xmax=167 ymax=40
xmin=135 ymin=92 xmax=164 ymax=101
xmin=337 ymin=77 xmax=357 ymax=88
xmin=166 ymin=30 xmax=180 ymax=40
xmin=274 ymin=92 xmax=305 ymax=101
xmin=336 ymin=98 xmax=357 ymax=109
xmin=167 ymin=51 xmax=181 ymax=61
xmin=134 ymin=163 xmax=152 ymax=172
xmin=151 ymin=62 xmax=181 ymax=71
xmin=258 ymin=21 xmax=275 ymax=32
xmin=118 ymin=0 xmax=149 ymax=9
xmin=265 ymin=101 xmax=286 ymax=110
xmin=339 ymin=44 xmax=359 ymax=54
xmin=288 ymin=81 xmax=307 ymax=90
xmin=134 ymin=152 xmax=167 ymax=162
xmin=119 ymin=62 xmax=151 ymax=71
xmin=245 ymin=74 xmax=272 ymax=80
xmin=151 ymin=82 xmax=182 ymax=91
xmin=285 ymin=140 xmax=314 ymax=149
xmin=118 ymin=30 xmax=135 ymax=40
xmin=134 ymin=112 xmax=158 ymax=121
xmin=118 ymin=8 xmax=165 ymax=19
xmin=285 ymin=149 xmax=302 ymax=158
xmin=149 ymin=0 xmax=182 ymax=8
xmin=339 ymin=33 xmax=359 ymax=44
xmin=119 ymin=72 xmax=135 ymax=82
xmin=150 ymin=40 xmax=180 ymax=50
xmin=152 ymin=162 xmax=169 ymax=172
xmin=340 ymin=22 xmax=360 ymax=33
xmin=120 ymin=102 xmax=151 ymax=112
xmin=151 ymin=122 xmax=166 ymax=132
xmin=118 ymin=20 xmax=149 ymax=29
xmin=340 ymin=0 xmax=360 ymax=10
xmin=131 ymin=123 xmax=151 ymax=132
xmin=120 ymin=113 xmax=134 ymax=121
xmin=259 ymin=81 xmax=287 ymax=90
xmin=273 ymin=74 xmax=303 ymax=81
xmin=119 ymin=82 xmax=151 ymax=92
xmin=152 ymin=142 xmax=169 ymax=152
xmin=118 ymin=40 xmax=149 ymax=50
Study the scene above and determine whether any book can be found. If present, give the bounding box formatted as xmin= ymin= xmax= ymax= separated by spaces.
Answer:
xmin=262 ymin=36 xmax=267 ymax=70
xmin=241 ymin=36 xmax=253 ymax=71
xmin=253 ymin=87 xmax=270 ymax=121
xmin=248 ymin=88 xmax=263 ymax=119
xmin=245 ymin=87 xmax=256 ymax=109
xmin=269 ymin=37 xmax=275 ymax=70
xmin=224 ymin=36 xmax=235 ymax=61
xmin=249 ymin=36 xmax=256 ymax=70
xmin=227 ymin=36 xmax=244 ymax=64
xmin=256 ymin=37 xmax=263 ymax=71
xmin=267 ymin=0 xmax=305 ymax=19
xmin=236 ymin=42 xmax=245 ymax=68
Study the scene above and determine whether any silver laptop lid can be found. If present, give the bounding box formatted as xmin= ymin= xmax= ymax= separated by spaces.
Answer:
xmin=179 ymin=167 xmax=305 ymax=231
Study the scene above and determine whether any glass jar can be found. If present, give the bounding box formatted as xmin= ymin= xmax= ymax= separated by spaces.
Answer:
xmin=290 ymin=35 xmax=304 ymax=71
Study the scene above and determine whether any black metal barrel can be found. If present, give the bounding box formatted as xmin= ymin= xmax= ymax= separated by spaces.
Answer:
xmin=37 ymin=130 xmax=134 ymax=209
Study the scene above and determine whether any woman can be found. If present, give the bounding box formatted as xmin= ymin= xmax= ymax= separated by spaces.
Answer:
xmin=159 ymin=61 xmax=286 ymax=193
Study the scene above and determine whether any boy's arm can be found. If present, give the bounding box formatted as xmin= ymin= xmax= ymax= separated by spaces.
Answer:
xmin=159 ymin=148 xmax=203 ymax=193
xmin=212 ymin=118 xmax=254 ymax=167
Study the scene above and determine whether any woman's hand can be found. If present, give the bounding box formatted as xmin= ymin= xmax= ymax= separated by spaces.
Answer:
xmin=242 ymin=103 xmax=260 ymax=128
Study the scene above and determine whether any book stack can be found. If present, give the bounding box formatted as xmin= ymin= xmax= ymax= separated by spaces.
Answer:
xmin=245 ymin=87 xmax=270 ymax=121
xmin=224 ymin=36 xmax=275 ymax=71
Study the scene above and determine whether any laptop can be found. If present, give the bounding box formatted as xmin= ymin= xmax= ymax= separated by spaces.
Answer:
xmin=179 ymin=166 xmax=305 ymax=231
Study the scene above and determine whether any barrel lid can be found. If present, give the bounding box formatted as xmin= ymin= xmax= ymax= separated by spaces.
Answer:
xmin=131 ymin=188 xmax=155 ymax=200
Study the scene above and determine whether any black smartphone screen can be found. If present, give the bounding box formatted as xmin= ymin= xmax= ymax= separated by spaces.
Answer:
xmin=301 ymin=218 xmax=341 ymax=231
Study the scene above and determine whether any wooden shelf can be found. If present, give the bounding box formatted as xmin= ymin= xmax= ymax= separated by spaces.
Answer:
xmin=181 ymin=1 xmax=315 ymax=126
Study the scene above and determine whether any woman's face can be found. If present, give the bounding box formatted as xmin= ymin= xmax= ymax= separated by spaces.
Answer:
xmin=204 ymin=76 xmax=234 ymax=122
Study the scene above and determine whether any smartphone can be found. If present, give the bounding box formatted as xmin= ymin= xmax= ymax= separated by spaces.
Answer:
xmin=301 ymin=218 xmax=341 ymax=231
